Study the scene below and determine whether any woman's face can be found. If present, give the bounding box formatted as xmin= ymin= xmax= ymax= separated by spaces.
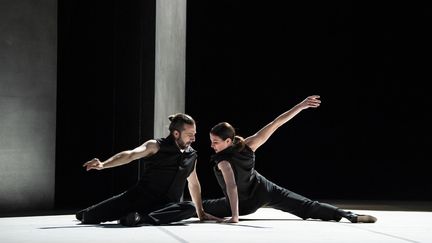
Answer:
xmin=210 ymin=133 xmax=231 ymax=153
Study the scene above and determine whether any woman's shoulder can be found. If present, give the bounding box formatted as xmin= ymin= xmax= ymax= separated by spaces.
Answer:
xmin=210 ymin=147 xmax=236 ymax=164
xmin=237 ymin=144 xmax=254 ymax=158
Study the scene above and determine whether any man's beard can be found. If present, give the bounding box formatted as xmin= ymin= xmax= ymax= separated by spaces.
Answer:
xmin=175 ymin=138 xmax=190 ymax=150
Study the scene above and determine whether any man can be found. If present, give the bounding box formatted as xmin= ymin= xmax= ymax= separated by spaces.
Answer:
xmin=76 ymin=113 xmax=220 ymax=226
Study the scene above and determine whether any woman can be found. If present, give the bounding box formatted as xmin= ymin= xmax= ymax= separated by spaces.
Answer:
xmin=202 ymin=95 xmax=377 ymax=223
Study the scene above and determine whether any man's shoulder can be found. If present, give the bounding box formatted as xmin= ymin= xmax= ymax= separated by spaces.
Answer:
xmin=155 ymin=137 xmax=169 ymax=146
xmin=145 ymin=139 xmax=160 ymax=148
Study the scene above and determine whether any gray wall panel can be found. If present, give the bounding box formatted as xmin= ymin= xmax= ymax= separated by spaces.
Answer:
xmin=154 ymin=0 xmax=187 ymax=138
xmin=0 ymin=0 xmax=57 ymax=212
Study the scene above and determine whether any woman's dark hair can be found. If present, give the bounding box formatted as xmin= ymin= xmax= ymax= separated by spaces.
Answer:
xmin=168 ymin=113 xmax=195 ymax=133
xmin=210 ymin=122 xmax=245 ymax=151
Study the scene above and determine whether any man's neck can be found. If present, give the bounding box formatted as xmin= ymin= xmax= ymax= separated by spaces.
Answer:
xmin=174 ymin=140 xmax=185 ymax=153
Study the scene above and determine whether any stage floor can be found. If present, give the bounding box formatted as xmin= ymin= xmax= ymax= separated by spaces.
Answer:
xmin=1 ymin=201 xmax=431 ymax=243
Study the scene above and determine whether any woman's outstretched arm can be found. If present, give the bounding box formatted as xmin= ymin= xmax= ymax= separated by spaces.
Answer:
xmin=245 ymin=95 xmax=321 ymax=152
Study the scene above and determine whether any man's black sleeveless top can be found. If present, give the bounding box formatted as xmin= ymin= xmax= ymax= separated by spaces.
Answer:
xmin=211 ymin=145 xmax=259 ymax=200
xmin=138 ymin=135 xmax=197 ymax=202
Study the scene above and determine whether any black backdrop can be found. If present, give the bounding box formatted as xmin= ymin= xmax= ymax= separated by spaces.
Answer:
xmin=56 ymin=0 xmax=155 ymax=209
xmin=56 ymin=1 xmax=431 ymax=210
xmin=185 ymin=1 xmax=431 ymax=201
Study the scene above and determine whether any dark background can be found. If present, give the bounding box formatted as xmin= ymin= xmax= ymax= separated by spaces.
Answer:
xmin=185 ymin=1 xmax=431 ymax=201
xmin=56 ymin=0 xmax=156 ymax=208
xmin=56 ymin=1 xmax=431 ymax=210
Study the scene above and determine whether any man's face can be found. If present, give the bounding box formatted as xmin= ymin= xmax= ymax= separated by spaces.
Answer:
xmin=175 ymin=124 xmax=196 ymax=150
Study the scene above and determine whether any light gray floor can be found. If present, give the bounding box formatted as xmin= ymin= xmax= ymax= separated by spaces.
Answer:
xmin=1 ymin=202 xmax=432 ymax=243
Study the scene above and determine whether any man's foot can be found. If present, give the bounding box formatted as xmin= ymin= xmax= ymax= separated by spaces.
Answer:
xmin=119 ymin=212 xmax=142 ymax=227
xmin=346 ymin=212 xmax=377 ymax=223
xmin=76 ymin=210 xmax=101 ymax=224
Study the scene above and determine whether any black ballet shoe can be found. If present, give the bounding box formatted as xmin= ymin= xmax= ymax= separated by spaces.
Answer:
xmin=76 ymin=210 xmax=101 ymax=224
xmin=75 ymin=210 xmax=84 ymax=221
xmin=119 ymin=212 xmax=142 ymax=227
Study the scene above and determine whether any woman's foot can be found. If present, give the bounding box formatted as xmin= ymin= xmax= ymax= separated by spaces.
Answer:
xmin=345 ymin=211 xmax=377 ymax=223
